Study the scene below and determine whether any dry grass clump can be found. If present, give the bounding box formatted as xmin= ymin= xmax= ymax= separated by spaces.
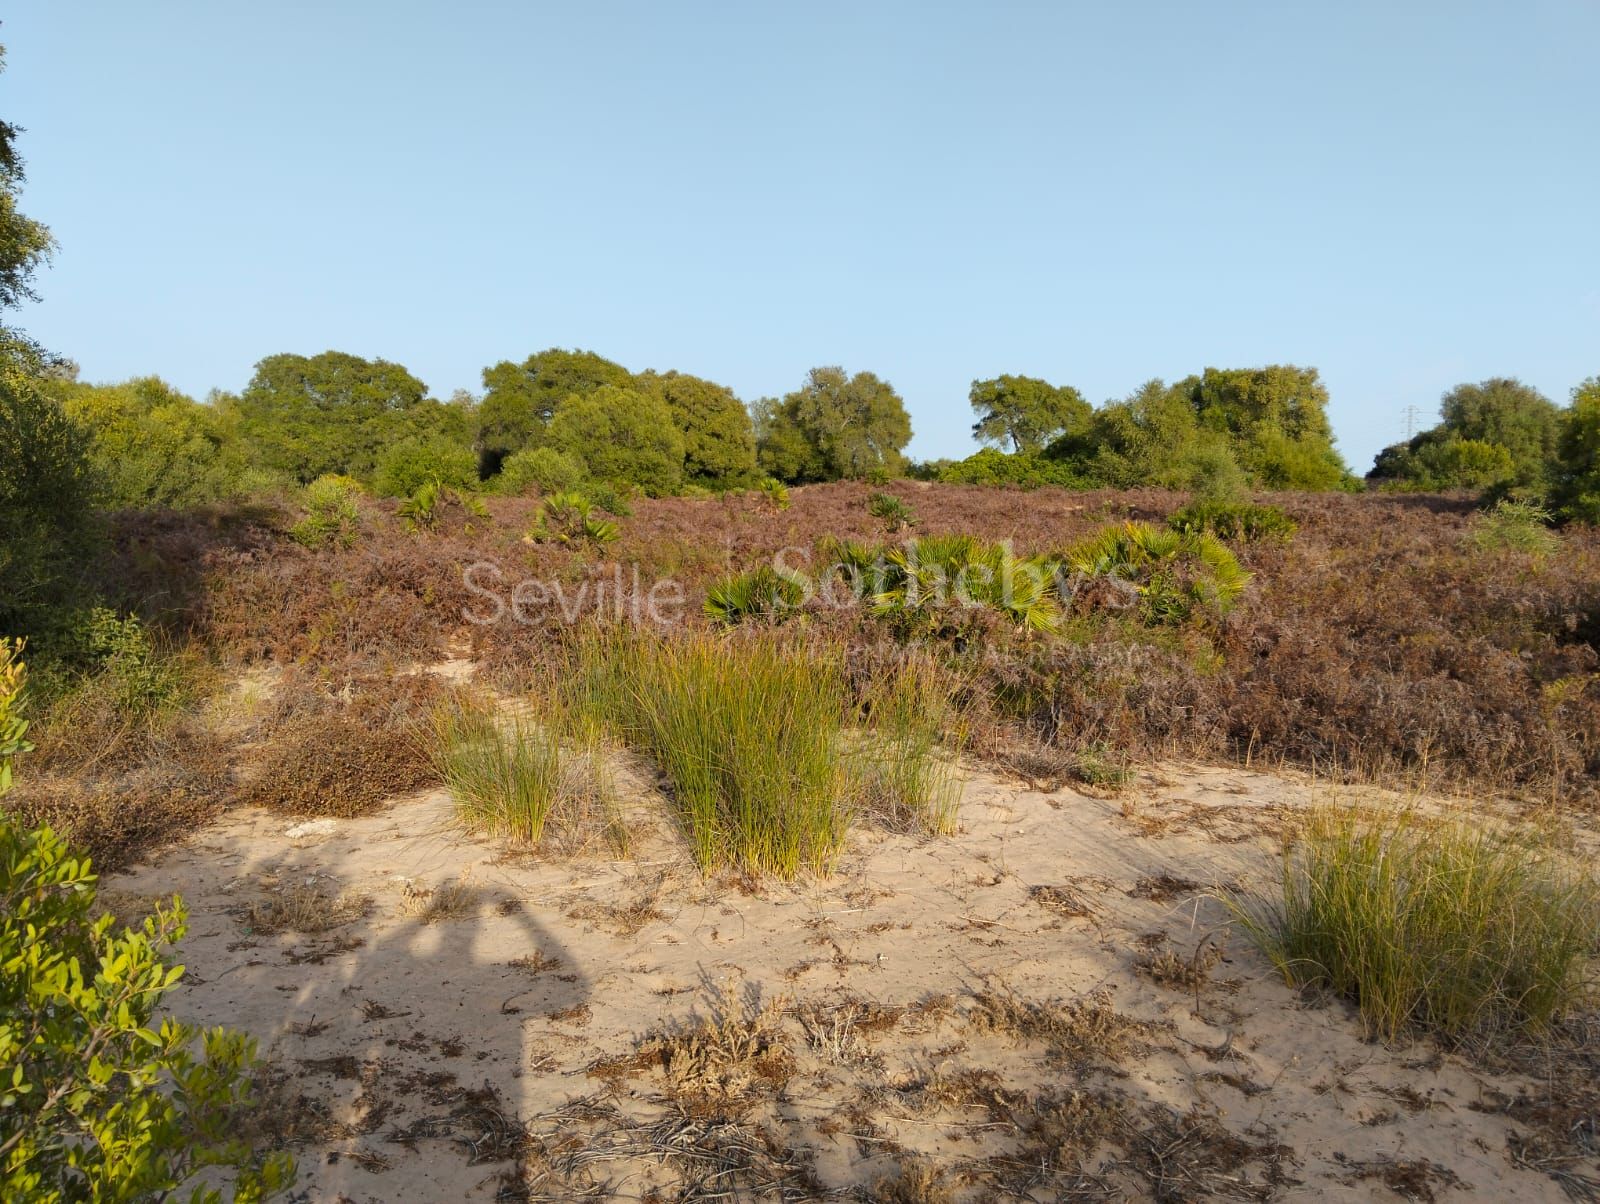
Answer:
xmin=397 ymin=876 xmax=481 ymax=923
xmin=244 ymin=884 xmax=373 ymax=935
xmin=965 ymin=983 xmax=1157 ymax=1069
xmin=851 ymin=652 xmax=966 ymax=835
xmin=1233 ymin=806 xmax=1600 ymax=1042
xmin=3 ymin=736 xmax=229 ymax=872
xmin=600 ymin=984 xmax=795 ymax=1115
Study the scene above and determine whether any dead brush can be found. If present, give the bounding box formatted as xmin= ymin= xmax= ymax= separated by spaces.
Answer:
xmin=796 ymin=998 xmax=898 ymax=1067
xmin=243 ymin=883 xmax=373 ymax=935
xmin=1135 ymin=936 xmax=1225 ymax=993
xmin=965 ymin=981 xmax=1158 ymax=1069
xmin=639 ymin=983 xmax=795 ymax=1113
xmin=398 ymin=876 xmax=481 ymax=924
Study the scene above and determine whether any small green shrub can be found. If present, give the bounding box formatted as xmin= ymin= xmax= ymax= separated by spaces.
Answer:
xmin=372 ymin=436 xmax=477 ymax=499
xmin=397 ymin=479 xmax=488 ymax=532
xmin=1470 ymin=498 xmax=1558 ymax=559
xmin=703 ymin=566 xmax=805 ymax=626
xmin=575 ymin=631 xmax=851 ymax=877
xmin=875 ymin=536 xmax=1061 ymax=633
xmin=1232 ymin=807 xmax=1599 ymax=1042
xmin=867 ymin=491 xmax=917 ymax=533
xmin=757 ymin=477 xmax=790 ymax=510
xmin=288 ymin=473 xmax=363 ymax=549
xmin=495 ymin=446 xmax=586 ymax=497
xmin=528 ymin=490 xmax=620 ymax=547
xmin=580 ymin=481 xmax=633 ymax=517
xmin=1062 ymin=522 xmax=1248 ymax=625
xmin=1169 ymin=499 xmax=1296 ymax=543
xmin=0 ymin=641 xmax=295 ymax=1202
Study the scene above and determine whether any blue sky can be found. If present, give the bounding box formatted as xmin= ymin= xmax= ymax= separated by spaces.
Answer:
xmin=6 ymin=2 xmax=1597 ymax=472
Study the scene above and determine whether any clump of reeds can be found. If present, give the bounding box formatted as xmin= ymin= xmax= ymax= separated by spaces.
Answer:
xmin=1232 ymin=806 xmax=1599 ymax=1043
xmin=572 ymin=629 xmax=852 ymax=877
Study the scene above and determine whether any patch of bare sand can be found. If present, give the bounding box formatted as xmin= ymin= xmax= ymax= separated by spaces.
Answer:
xmin=110 ymin=763 xmax=1596 ymax=1201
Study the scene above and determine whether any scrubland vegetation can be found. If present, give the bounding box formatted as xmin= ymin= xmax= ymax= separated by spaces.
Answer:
xmin=3 ymin=35 xmax=1600 ymax=1204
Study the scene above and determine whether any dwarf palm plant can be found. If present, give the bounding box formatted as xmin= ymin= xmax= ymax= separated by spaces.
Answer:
xmin=1062 ymin=521 xmax=1248 ymax=624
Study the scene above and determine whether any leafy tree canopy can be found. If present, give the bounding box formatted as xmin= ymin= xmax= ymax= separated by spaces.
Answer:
xmin=548 ymin=384 xmax=685 ymax=496
xmin=49 ymin=376 xmax=246 ymax=509
xmin=756 ymin=367 xmax=913 ymax=483
xmin=477 ymin=348 xmax=634 ymax=468
xmin=1553 ymin=377 xmax=1600 ymax=524
xmin=228 ymin=351 xmax=460 ymax=484
xmin=1370 ymin=377 xmax=1561 ymax=490
xmin=969 ymin=374 xmax=1090 ymax=453
xmin=635 ymin=369 xmax=757 ymax=484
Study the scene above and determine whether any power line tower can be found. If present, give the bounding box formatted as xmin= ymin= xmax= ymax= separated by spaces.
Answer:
xmin=1402 ymin=405 xmax=1422 ymax=440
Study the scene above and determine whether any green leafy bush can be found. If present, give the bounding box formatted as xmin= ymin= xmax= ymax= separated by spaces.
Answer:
xmin=396 ymin=479 xmax=487 ymax=532
xmin=1169 ymin=499 xmax=1297 ymax=543
xmin=1232 ymin=807 xmax=1599 ymax=1042
xmin=0 ymin=641 xmax=294 ymax=1202
xmin=494 ymin=446 xmax=586 ymax=497
xmin=1062 ymin=522 xmax=1248 ymax=625
xmin=1552 ymin=377 xmax=1600 ymax=524
xmin=703 ymin=566 xmax=805 ymax=626
xmin=528 ymin=490 xmax=619 ymax=547
xmin=288 ymin=474 xmax=363 ymax=549
xmin=371 ymin=436 xmax=478 ymax=499
xmin=867 ymin=491 xmax=917 ymax=532
xmin=1470 ymin=498 xmax=1558 ymax=559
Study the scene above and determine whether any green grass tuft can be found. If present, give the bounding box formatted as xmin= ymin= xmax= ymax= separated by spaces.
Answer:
xmin=572 ymin=630 xmax=853 ymax=877
xmin=1232 ymin=807 xmax=1598 ymax=1043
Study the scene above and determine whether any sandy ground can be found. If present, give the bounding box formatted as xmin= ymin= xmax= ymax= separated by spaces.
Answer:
xmin=107 ymin=758 xmax=1597 ymax=1203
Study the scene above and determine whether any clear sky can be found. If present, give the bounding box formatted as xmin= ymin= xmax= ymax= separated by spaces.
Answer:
xmin=5 ymin=2 xmax=1597 ymax=472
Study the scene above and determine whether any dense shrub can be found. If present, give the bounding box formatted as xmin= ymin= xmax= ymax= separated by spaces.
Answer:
xmin=1553 ymin=377 xmax=1600 ymax=524
xmin=371 ymin=435 xmax=478 ymax=499
xmin=237 ymin=674 xmax=438 ymax=817
xmin=495 ymin=446 xmax=586 ymax=496
xmin=1169 ymin=498 xmax=1296 ymax=543
xmin=288 ymin=474 xmax=363 ymax=549
xmin=0 ymin=335 xmax=101 ymax=651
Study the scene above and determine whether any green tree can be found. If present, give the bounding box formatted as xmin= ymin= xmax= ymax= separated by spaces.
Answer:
xmin=51 ymin=376 xmax=246 ymax=509
xmin=1370 ymin=378 xmax=1561 ymax=490
xmin=1552 ymin=377 xmax=1600 ymax=524
xmin=756 ymin=367 xmax=913 ymax=482
xmin=0 ymin=48 xmax=54 ymax=313
xmin=476 ymin=348 xmax=633 ymax=473
xmin=1047 ymin=378 xmax=1218 ymax=488
xmin=635 ymin=370 xmax=757 ymax=484
xmin=229 ymin=351 xmax=458 ymax=484
xmin=1437 ymin=378 xmax=1561 ymax=486
xmin=0 ymin=336 xmax=99 ymax=646
xmin=1186 ymin=365 xmax=1349 ymax=489
xmin=969 ymin=374 xmax=1090 ymax=453
xmin=548 ymin=384 xmax=685 ymax=496
xmin=0 ymin=58 xmax=97 ymax=649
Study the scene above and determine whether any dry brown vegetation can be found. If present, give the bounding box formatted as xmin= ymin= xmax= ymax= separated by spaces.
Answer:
xmin=16 ymin=481 xmax=1595 ymax=870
